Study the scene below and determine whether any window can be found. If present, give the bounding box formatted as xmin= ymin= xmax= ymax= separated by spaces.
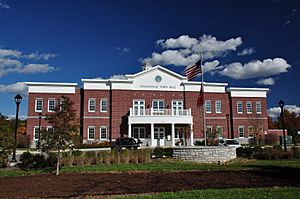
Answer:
xmin=133 ymin=127 xmax=146 ymax=139
xmin=35 ymin=98 xmax=43 ymax=112
xmin=33 ymin=126 xmax=40 ymax=140
xmin=100 ymin=127 xmax=108 ymax=140
xmin=216 ymin=126 xmax=223 ymax=138
xmin=88 ymin=98 xmax=96 ymax=112
xmin=206 ymin=126 xmax=213 ymax=137
xmin=47 ymin=126 xmax=54 ymax=133
xmin=100 ymin=98 xmax=108 ymax=112
xmin=215 ymin=101 xmax=222 ymax=113
xmin=133 ymin=100 xmax=145 ymax=116
xmin=48 ymin=99 xmax=56 ymax=112
xmin=205 ymin=100 xmax=211 ymax=113
xmin=246 ymin=101 xmax=252 ymax=114
xmin=172 ymin=100 xmax=183 ymax=115
xmin=60 ymin=98 xmax=65 ymax=112
xmin=256 ymin=101 xmax=262 ymax=114
xmin=248 ymin=126 xmax=254 ymax=138
xmin=152 ymin=100 xmax=164 ymax=113
xmin=237 ymin=101 xmax=243 ymax=114
xmin=88 ymin=127 xmax=95 ymax=140
xmin=238 ymin=126 xmax=244 ymax=138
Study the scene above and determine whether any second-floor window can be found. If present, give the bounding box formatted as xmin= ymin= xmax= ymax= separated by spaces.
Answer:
xmin=237 ymin=101 xmax=243 ymax=114
xmin=215 ymin=100 xmax=222 ymax=113
xmin=48 ymin=99 xmax=56 ymax=112
xmin=88 ymin=98 xmax=96 ymax=112
xmin=35 ymin=98 xmax=43 ymax=112
xmin=100 ymin=98 xmax=108 ymax=112
xmin=256 ymin=101 xmax=262 ymax=114
xmin=133 ymin=100 xmax=145 ymax=116
xmin=205 ymin=100 xmax=211 ymax=113
xmin=172 ymin=100 xmax=183 ymax=115
xmin=152 ymin=100 xmax=164 ymax=113
xmin=246 ymin=101 xmax=252 ymax=114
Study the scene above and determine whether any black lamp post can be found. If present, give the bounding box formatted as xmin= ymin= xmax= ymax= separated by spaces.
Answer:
xmin=226 ymin=114 xmax=230 ymax=139
xmin=279 ymin=100 xmax=287 ymax=152
xmin=37 ymin=113 xmax=42 ymax=149
xmin=12 ymin=94 xmax=22 ymax=162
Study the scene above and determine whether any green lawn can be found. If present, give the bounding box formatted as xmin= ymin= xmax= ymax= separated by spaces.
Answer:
xmin=1 ymin=159 xmax=300 ymax=177
xmin=107 ymin=187 xmax=300 ymax=199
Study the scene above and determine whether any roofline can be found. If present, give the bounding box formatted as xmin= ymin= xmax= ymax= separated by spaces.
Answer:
xmin=228 ymin=87 xmax=270 ymax=92
xmin=81 ymin=79 xmax=133 ymax=83
xmin=25 ymin=82 xmax=78 ymax=86
xmin=183 ymin=81 xmax=229 ymax=86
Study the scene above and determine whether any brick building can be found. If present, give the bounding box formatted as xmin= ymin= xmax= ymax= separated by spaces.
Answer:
xmin=26 ymin=65 xmax=269 ymax=147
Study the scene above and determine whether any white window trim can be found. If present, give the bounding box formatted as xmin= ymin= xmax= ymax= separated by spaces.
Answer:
xmin=205 ymin=100 xmax=212 ymax=113
xmin=88 ymin=98 xmax=96 ymax=112
xmin=256 ymin=101 xmax=262 ymax=114
xmin=152 ymin=99 xmax=165 ymax=112
xmin=48 ymin=98 xmax=56 ymax=112
xmin=33 ymin=126 xmax=39 ymax=141
xmin=47 ymin=126 xmax=54 ymax=133
xmin=216 ymin=125 xmax=223 ymax=138
xmin=237 ymin=101 xmax=243 ymax=114
xmin=133 ymin=99 xmax=145 ymax=116
xmin=246 ymin=101 xmax=252 ymax=114
xmin=215 ymin=100 xmax=222 ymax=114
xmin=238 ymin=126 xmax=245 ymax=138
xmin=100 ymin=98 xmax=108 ymax=112
xmin=35 ymin=98 xmax=43 ymax=112
xmin=100 ymin=126 xmax=108 ymax=140
xmin=133 ymin=127 xmax=146 ymax=140
xmin=88 ymin=126 xmax=95 ymax=140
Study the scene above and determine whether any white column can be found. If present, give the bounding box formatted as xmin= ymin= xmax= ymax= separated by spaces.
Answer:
xmin=171 ymin=123 xmax=175 ymax=147
xmin=190 ymin=124 xmax=194 ymax=146
xmin=128 ymin=123 xmax=132 ymax=138
xmin=151 ymin=123 xmax=155 ymax=147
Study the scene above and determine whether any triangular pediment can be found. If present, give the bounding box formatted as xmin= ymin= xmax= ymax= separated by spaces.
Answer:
xmin=126 ymin=66 xmax=187 ymax=91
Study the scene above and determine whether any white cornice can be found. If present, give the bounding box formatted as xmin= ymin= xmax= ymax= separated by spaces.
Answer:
xmin=25 ymin=82 xmax=77 ymax=86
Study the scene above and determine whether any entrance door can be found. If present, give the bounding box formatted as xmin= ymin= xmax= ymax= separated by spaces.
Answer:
xmin=154 ymin=127 xmax=165 ymax=146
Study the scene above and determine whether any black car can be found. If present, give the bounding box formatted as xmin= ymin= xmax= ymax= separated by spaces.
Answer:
xmin=112 ymin=137 xmax=141 ymax=150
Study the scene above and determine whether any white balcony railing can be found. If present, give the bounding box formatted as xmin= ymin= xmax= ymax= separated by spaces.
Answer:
xmin=129 ymin=108 xmax=192 ymax=117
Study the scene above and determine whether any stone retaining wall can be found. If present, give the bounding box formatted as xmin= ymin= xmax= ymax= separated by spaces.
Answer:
xmin=173 ymin=146 xmax=237 ymax=163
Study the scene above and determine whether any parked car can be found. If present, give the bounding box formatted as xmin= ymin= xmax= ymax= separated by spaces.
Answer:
xmin=219 ymin=139 xmax=241 ymax=148
xmin=112 ymin=137 xmax=141 ymax=150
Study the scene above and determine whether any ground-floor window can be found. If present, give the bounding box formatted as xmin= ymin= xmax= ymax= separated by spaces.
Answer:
xmin=248 ymin=126 xmax=254 ymax=137
xmin=88 ymin=127 xmax=95 ymax=140
xmin=33 ymin=126 xmax=39 ymax=140
xmin=216 ymin=126 xmax=223 ymax=139
xmin=47 ymin=126 xmax=54 ymax=133
xmin=238 ymin=126 xmax=244 ymax=138
xmin=175 ymin=127 xmax=184 ymax=139
xmin=100 ymin=126 xmax=108 ymax=140
xmin=133 ymin=127 xmax=145 ymax=139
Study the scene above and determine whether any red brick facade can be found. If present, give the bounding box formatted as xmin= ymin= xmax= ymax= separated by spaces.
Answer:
xmin=26 ymin=66 xmax=269 ymax=147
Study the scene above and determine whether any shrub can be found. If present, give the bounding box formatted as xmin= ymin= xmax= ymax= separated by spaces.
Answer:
xmin=84 ymin=151 xmax=96 ymax=165
xmin=17 ymin=134 xmax=30 ymax=148
xmin=0 ymin=151 xmax=10 ymax=168
xmin=153 ymin=147 xmax=173 ymax=158
xmin=79 ymin=141 xmax=111 ymax=148
xmin=120 ymin=149 xmax=130 ymax=164
xmin=194 ymin=140 xmax=205 ymax=146
xmin=292 ymin=147 xmax=300 ymax=159
xmin=72 ymin=150 xmax=84 ymax=166
xmin=19 ymin=152 xmax=49 ymax=169
xmin=110 ymin=149 xmax=120 ymax=164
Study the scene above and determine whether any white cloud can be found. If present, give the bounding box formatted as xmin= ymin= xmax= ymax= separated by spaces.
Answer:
xmin=0 ymin=2 xmax=10 ymax=9
xmin=21 ymin=64 xmax=58 ymax=74
xmin=268 ymin=105 xmax=300 ymax=118
xmin=237 ymin=48 xmax=255 ymax=56
xmin=142 ymin=34 xmax=242 ymax=67
xmin=0 ymin=48 xmax=22 ymax=58
xmin=24 ymin=52 xmax=56 ymax=60
xmin=256 ymin=77 xmax=275 ymax=85
xmin=0 ymin=47 xmax=59 ymax=77
xmin=113 ymin=47 xmax=130 ymax=55
xmin=110 ymin=74 xmax=127 ymax=79
xmin=219 ymin=58 xmax=291 ymax=79
xmin=0 ymin=82 xmax=28 ymax=96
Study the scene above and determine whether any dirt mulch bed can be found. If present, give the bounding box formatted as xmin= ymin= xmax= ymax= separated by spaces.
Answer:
xmin=1 ymin=169 xmax=300 ymax=198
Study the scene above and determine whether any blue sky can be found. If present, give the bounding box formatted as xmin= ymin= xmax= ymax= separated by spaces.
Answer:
xmin=0 ymin=0 xmax=300 ymax=118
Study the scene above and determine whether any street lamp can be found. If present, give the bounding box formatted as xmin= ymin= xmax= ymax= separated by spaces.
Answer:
xmin=226 ymin=114 xmax=230 ymax=139
xmin=279 ymin=100 xmax=287 ymax=152
xmin=37 ymin=113 xmax=42 ymax=149
xmin=12 ymin=94 xmax=22 ymax=162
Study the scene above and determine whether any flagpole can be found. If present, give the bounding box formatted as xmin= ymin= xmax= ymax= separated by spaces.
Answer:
xmin=200 ymin=52 xmax=206 ymax=146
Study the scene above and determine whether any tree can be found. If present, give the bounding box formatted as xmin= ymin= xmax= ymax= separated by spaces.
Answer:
xmin=248 ymin=114 xmax=265 ymax=146
xmin=41 ymin=96 xmax=80 ymax=175
xmin=0 ymin=115 xmax=14 ymax=167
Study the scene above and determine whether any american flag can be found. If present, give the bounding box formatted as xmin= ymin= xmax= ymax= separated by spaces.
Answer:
xmin=197 ymin=84 xmax=204 ymax=107
xmin=184 ymin=59 xmax=202 ymax=81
